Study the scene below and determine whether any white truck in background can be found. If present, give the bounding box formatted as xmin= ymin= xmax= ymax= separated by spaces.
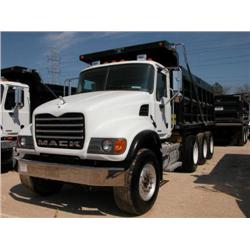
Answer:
xmin=0 ymin=80 xmax=29 ymax=170
xmin=1 ymin=66 xmax=58 ymax=172
xmin=15 ymin=41 xmax=215 ymax=215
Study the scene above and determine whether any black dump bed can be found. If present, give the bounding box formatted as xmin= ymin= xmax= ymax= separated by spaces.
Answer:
xmin=174 ymin=67 xmax=214 ymax=131
xmin=80 ymin=40 xmax=179 ymax=67
xmin=215 ymin=94 xmax=249 ymax=125
xmin=1 ymin=66 xmax=57 ymax=115
xmin=80 ymin=40 xmax=214 ymax=131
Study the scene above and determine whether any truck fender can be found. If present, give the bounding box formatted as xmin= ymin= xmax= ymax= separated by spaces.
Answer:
xmin=125 ymin=130 xmax=163 ymax=175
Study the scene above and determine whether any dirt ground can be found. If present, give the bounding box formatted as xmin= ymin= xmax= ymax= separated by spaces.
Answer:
xmin=1 ymin=142 xmax=250 ymax=218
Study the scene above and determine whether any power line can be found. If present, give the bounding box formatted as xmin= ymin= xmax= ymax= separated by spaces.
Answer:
xmin=191 ymin=59 xmax=250 ymax=68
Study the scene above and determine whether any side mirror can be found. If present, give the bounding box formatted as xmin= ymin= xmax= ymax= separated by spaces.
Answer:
xmin=14 ymin=88 xmax=23 ymax=108
xmin=172 ymin=69 xmax=182 ymax=92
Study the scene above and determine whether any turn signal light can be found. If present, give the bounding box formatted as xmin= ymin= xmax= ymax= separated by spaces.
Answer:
xmin=114 ymin=139 xmax=127 ymax=154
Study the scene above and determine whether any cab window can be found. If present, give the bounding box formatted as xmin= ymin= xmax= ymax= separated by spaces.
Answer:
xmin=4 ymin=87 xmax=24 ymax=110
xmin=0 ymin=85 xmax=3 ymax=104
xmin=156 ymin=72 xmax=167 ymax=101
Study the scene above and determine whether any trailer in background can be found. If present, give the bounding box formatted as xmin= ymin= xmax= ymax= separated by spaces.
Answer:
xmin=214 ymin=94 xmax=249 ymax=145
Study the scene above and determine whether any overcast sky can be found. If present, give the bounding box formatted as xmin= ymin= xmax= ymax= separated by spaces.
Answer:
xmin=1 ymin=32 xmax=250 ymax=92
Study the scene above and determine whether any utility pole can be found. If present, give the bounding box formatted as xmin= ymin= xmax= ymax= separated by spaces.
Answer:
xmin=47 ymin=47 xmax=61 ymax=84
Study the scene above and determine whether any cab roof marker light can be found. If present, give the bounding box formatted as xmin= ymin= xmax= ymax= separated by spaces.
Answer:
xmin=137 ymin=54 xmax=147 ymax=61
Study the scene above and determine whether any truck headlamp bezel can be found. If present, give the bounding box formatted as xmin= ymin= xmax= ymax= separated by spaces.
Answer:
xmin=17 ymin=136 xmax=34 ymax=149
xmin=88 ymin=138 xmax=127 ymax=155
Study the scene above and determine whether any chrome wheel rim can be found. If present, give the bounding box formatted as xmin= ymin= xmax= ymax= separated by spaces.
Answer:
xmin=193 ymin=141 xmax=199 ymax=165
xmin=139 ymin=163 xmax=157 ymax=201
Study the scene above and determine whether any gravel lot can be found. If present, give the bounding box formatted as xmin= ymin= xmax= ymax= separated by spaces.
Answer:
xmin=1 ymin=142 xmax=250 ymax=218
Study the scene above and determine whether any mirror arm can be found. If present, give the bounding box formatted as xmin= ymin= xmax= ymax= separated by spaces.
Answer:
xmin=166 ymin=89 xmax=180 ymax=105
xmin=160 ymin=89 xmax=182 ymax=109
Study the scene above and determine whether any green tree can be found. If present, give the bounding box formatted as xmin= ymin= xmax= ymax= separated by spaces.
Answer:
xmin=212 ymin=82 xmax=230 ymax=95
xmin=235 ymin=84 xmax=250 ymax=103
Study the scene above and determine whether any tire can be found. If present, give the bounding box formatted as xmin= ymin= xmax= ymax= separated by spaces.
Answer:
xmin=1 ymin=149 xmax=13 ymax=173
xmin=197 ymin=133 xmax=207 ymax=165
xmin=113 ymin=149 xmax=160 ymax=215
xmin=238 ymin=127 xmax=245 ymax=146
xmin=243 ymin=127 xmax=248 ymax=144
xmin=181 ymin=135 xmax=199 ymax=172
xmin=20 ymin=175 xmax=63 ymax=196
xmin=205 ymin=131 xmax=214 ymax=159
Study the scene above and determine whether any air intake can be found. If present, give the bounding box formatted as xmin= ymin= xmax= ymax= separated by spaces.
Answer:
xmin=139 ymin=104 xmax=149 ymax=116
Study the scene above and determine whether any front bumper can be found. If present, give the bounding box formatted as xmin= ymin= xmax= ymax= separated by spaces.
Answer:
xmin=17 ymin=157 xmax=126 ymax=187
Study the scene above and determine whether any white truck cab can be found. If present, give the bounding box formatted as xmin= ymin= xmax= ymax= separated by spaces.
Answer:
xmin=30 ymin=61 xmax=172 ymax=161
xmin=16 ymin=41 xmax=215 ymax=215
xmin=1 ymin=80 xmax=30 ymax=169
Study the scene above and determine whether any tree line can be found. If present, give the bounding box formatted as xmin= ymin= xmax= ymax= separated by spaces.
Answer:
xmin=212 ymin=82 xmax=250 ymax=103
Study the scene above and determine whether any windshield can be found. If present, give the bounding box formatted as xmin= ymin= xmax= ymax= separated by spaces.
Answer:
xmin=77 ymin=63 xmax=154 ymax=94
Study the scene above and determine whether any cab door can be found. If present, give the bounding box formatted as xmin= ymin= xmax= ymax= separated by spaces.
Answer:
xmin=154 ymin=68 xmax=172 ymax=139
xmin=2 ymin=85 xmax=29 ymax=137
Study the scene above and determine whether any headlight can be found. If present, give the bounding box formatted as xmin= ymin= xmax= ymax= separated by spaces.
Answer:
xmin=20 ymin=137 xmax=26 ymax=147
xmin=102 ymin=139 xmax=113 ymax=152
xmin=88 ymin=138 xmax=127 ymax=155
xmin=17 ymin=136 xmax=34 ymax=149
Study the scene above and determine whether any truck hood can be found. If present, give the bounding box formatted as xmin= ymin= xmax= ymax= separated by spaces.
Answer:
xmin=32 ymin=91 xmax=155 ymax=160
xmin=34 ymin=91 xmax=151 ymax=117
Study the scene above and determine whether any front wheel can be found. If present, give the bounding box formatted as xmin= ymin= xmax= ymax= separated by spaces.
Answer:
xmin=113 ymin=149 xmax=160 ymax=215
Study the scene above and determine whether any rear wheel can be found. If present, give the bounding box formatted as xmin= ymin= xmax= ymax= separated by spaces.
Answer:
xmin=243 ymin=127 xmax=248 ymax=144
xmin=197 ymin=133 xmax=207 ymax=165
xmin=182 ymin=135 xmax=199 ymax=172
xmin=20 ymin=175 xmax=63 ymax=196
xmin=238 ymin=127 xmax=245 ymax=146
xmin=113 ymin=148 xmax=160 ymax=215
xmin=205 ymin=131 xmax=214 ymax=159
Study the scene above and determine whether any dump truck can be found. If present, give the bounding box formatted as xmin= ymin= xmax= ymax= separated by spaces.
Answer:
xmin=214 ymin=94 xmax=249 ymax=145
xmin=0 ymin=66 xmax=60 ymax=172
xmin=15 ymin=41 xmax=215 ymax=215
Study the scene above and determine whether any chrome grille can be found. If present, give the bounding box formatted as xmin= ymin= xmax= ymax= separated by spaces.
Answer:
xmin=35 ymin=113 xmax=84 ymax=149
